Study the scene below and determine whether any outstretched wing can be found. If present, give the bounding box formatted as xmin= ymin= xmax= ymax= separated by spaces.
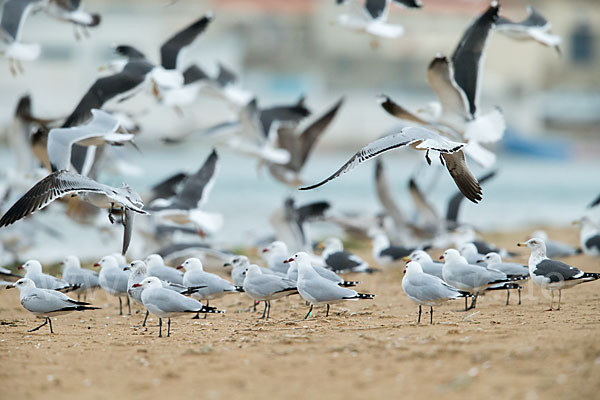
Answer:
xmin=378 ymin=95 xmax=432 ymax=125
xmin=441 ymin=151 xmax=482 ymax=203
xmin=160 ymin=13 xmax=213 ymax=69
xmin=299 ymin=126 xmax=463 ymax=190
xmin=173 ymin=149 xmax=219 ymax=209
xmin=426 ymin=56 xmax=471 ymax=123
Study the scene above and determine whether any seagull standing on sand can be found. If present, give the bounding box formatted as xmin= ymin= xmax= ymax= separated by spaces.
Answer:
xmin=19 ymin=260 xmax=76 ymax=291
xmin=402 ymin=261 xmax=468 ymax=324
xmin=321 ymin=237 xmax=375 ymax=273
xmin=574 ymin=217 xmax=600 ymax=256
xmin=8 ymin=278 xmax=100 ymax=333
xmin=370 ymin=230 xmax=415 ymax=266
xmin=144 ymin=254 xmax=184 ymax=285
xmin=518 ymin=238 xmax=600 ymax=310
xmin=403 ymin=250 xmax=444 ymax=279
xmin=290 ymin=252 xmax=374 ymax=319
xmin=61 ymin=255 xmax=99 ymax=301
xmin=133 ymin=277 xmax=223 ymax=337
xmin=95 ymin=255 xmax=130 ymax=315
xmin=242 ymin=265 xmax=297 ymax=319
xmin=477 ymin=252 xmax=529 ymax=305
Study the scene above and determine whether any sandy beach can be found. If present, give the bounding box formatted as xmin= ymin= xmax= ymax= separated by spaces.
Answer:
xmin=1 ymin=227 xmax=599 ymax=400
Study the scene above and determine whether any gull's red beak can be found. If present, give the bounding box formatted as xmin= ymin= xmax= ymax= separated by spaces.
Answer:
xmin=286 ymin=258 xmax=294 ymax=263
xmin=176 ymin=265 xmax=183 ymax=270
xmin=93 ymin=263 xmax=100 ymax=267
xmin=18 ymin=265 xmax=23 ymax=270
xmin=132 ymin=283 xmax=142 ymax=288
xmin=262 ymin=248 xmax=269 ymax=253
xmin=439 ymin=255 xmax=444 ymax=260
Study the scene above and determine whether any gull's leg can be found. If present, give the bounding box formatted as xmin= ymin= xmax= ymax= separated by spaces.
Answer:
xmin=192 ymin=311 xmax=200 ymax=319
xmin=506 ymin=288 xmax=510 ymax=306
xmin=158 ymin=318 xmax=162 ymax=337
xmin=425 ymin=150 xmax=432 ymax=166
xmin=430 ymin=306 xmax=434 ymax=324
xmin=326 ymin=304 xmax=330 ymax=317
xmin=28 ymin=318 xmax=49 ymax=332
xmin=9 ymin=59 xmax=17 ymax=76
xmin=16 ymin=59 xmax=24 ymax=74
xmin=253 ymin=301 xmax=257 ymax=312
xmin=167 ymin=318 xmax=171 ymax=337
xmin=108 ymin=206 xmax=116 ymax=224
xmin=304 ymin=304 xmax=313 ymax=320
xmin=518 ymin=287 xmax=522 ymax=305
xmin=464 ymin=297 xmax=468 ymax=311
xmin=260 ymin=301 xmax=267 ymax=319
xmin=119 ymin=297 xmax=123 ymax=315
xmin=439 ymin=153 xmax=446 ymax=166
xmin=468 ymin=295 xmax=477 ymax=310
xmin=266 ymin=301 xmax=271 ymax=319
xmin=557 ymin=290 xmax=561 ymax=311
xmin=547 ymin=289 xmax=554 ymax=311
xmin=48 ymin=317 xmax=53 ymax=334
xmin=417 ymin=305 xmax=421 ymax=324
xmin=203 ymin=300 xmax=209 ymax=319
xmin=77 ymin=293 xmax=81 ymax=302
xmin=142 ymin=310 xmax=149 ymax=327
xmin=127 ymin=297 xmax=131 ymax=315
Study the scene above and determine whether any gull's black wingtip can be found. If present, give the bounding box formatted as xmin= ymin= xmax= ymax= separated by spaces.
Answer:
xmin=298 ymin=182 xmax=324 ymax=191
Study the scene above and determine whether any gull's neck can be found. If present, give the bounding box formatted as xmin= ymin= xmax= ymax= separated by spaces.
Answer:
xmin=528 ymin=247 xmax=547 ymax=270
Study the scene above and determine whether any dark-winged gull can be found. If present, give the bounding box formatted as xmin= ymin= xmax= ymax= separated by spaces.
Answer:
xmin=61 ymin=255 xmax=99 ymax=301
xmin=494 ymin=6 xmax=561 ymax=53
xmin=573 ymin=217 xmax=600 ymax=256
xmin=242 ymin=265 xmax=298 ymax=319
xmin=300 ymin=125 xmax=483 ymax=203
xmin=8 ymin=278 xmax=100 ymax=333
xmin=518 ymin=238 xmax=600 ymax=310
xmin=477 ymin=252 xmax=529 ymax=305
xmin=370 ymin=230 xmax=416 ymax=266
xmin=290 ymin=252 xmax=374 ymax=319
xmin=321 ymin=237 xmax=376 ymax=273
xmin=133 ymin=277 xmax=223 ymax=337
xmin=160 ymin=13 xmax=213 ymax=70
xmin=402 ymin=261 xmax=469 ymax=324
xmin=529 ymin=230 xmax=581 ymax=258
xmin=267 ymin=97 xmax=343 ymax=186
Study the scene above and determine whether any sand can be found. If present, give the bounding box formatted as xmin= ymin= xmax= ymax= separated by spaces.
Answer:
xmin=1 ymin=227 xmax=599 ymax=400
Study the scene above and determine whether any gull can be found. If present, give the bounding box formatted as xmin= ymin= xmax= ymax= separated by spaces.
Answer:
xmin=283 ymin=257 xmax=359 ymax=287
xmin=290 ymin=252 xmax=374 ymax=319
xmin=518 ymin=238 xmax=600 ymax=310
xmin=459 ymin=242 xmax=485 ymax=264
xmin=335 ymin=0 xmax=408 ymax=45
xmin=440 ymin=248 xmax=518 ymax=310
xmin=43 ymin=0 xmax=101 ymax=40
xmin=133 ymin=277 xmax=223 ymax=337
xmin=261 ymin=241 xmax=293 ymax=274
xmin=370 ymin=230 xmax=416 ymax=266
xmin=144 ymin=254 xmax=184 ymax=285
xmin=224 ymin=255 xmax=282 ymax=286
xmin=529 ymin=230 xmax=581 ymax=258
xmin=403 ymin=250 xmax=444 ymax=279
xmin=94 ymin=255 xmax=130 ymax=315
xmin=177 ymin=257 xmax=243 ymax=317
xmin=266 ymin=98 xmax=344 ymax=186
xmin=402 ymin=261 xmax=468 ymax=324
xmin=148 ymin=149 xmax=222 ymax=236
xmin=300 ymin=125 xmax=483 ymax=203
xmin=8 ymin=278 xmax=100 ymax=333
xmin=494 ymin=6 xmax=561 ymax=53
xmin=19 ymin=259 xmax=77 ymax=291
xmin=477 ymin=252 xmax=529 ymax=305
xmin=242 ymin=265 xmax=298 ymax=319
xmin=321 ymin=237 xmax=376 ymax=273
xmin=573 ymin=217 xmax=600 ymax=256
xmin=61 ymin=255 xmax=99 ymax=301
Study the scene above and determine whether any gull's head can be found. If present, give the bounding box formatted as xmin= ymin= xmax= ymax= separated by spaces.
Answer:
xmin=480 ymin=252 xmax=501 ymax=265
xmin=132 ymin=276 xmax=162 ymax=289
xmin=144 ymin=254 xmax=164 ymax=267
xmin=228 ymin=256 xmax=249 ymax=268
xmin=124 ymin=260 xmax=146 ymax=274
xmin=517 ymin=238 xmax=546 ymax=253
xmin=405 ymin=250 xmax=432 ymax=263
xmin=459 ymin=243 xmax=478 ymax=256
xmin=19 ymin=260 xmax=42 ymax=273
xmin=262 ymin=241 xmax=288 ymax=255
xmin=9 ymin=278 xmax=36 ymax=290
xmin=94 ymin=255 xmax=119 ymax=269
xmin=178 ymin=258 xmax=203 ymax=272
xmin=62 ymin=255 xmax=81 ymax=270
xmin=323 ymin=237 xmax=343 ymax=252
xmin=404 ymin=261 xmax=423 ymax=275
xmin=289 ymin=252 xmax=311 ymax=265
xmin=244 ymin=265 xmax=261 ymax=277
xmin=530 ymin=230 xmax=548 ymax=241
xmin=440 ymin=249 xmax=461 ymax=263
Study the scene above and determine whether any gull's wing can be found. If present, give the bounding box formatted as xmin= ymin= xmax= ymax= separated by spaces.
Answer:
xmin=378 ymin=95 xmax=432 ymax=125
xmin=408 ymin=178 xmax=439 ymax=223
xmin=182 ymin=64 xmax=209 ymax=85
xmin=441 ymin=151 xmax=482 ymax=203
xmin=392 ymin=0 xmax=422 ymax=8
xmin=496 ymin=6 xmax=549 ymax=29
xmin=160 ymin=13 xmax=213 ymax=69
xmin=215 ymin=63 xmax=238 ymax=87
xmin=122 ymin=209 xmax=133 ymax=256
xmin=426 ymin=56 xmax=471 ymax=124
xmin=1 ymin=0 xmax=41 ymax=41
xmin=259 ymin=98 xmax=311 ymax=138
xmin=375 ymin=159 xmax=407 ymax=227
xmin=446 ymin=170 xmax=496 ymax=224
xmin=365 ymin=0 xmax=389 ymax=20
xmin=299 ymin=126 xmax=463 ymax=190
xmin=172 ymin=149 xmax=218 ymax=209
xmin=589 ymin=193 xmax=600 ymax=209
xmin=302 ymin=275 xmax=356 ymax=302
xmin=450 ymin=2 xmax=499 ymax=117
xmin=296 ymin=97 xmax=344 ymax=169
xmin=48 ymin=109 xmax=123 ymax=171
xmin=534 ymin=259 xmax=585 ymax=282
xmin=150 ymin=172 xmax=188 ymax=201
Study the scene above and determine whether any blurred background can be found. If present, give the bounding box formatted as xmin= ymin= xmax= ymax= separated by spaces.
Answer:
xmin=0 ymin=0 xmax=599 ymax=261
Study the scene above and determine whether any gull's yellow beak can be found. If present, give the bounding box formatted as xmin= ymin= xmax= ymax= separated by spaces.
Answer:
xmin=316 ymin=242 xmax=324 ymax=250
xmin=402 ymin=256 xmax=411 ymax=262
xmin=517 ymin=242 xmax=527 ymax=247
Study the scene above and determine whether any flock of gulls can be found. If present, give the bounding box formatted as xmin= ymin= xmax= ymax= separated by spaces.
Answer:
xmin=1 ymin=1 xmax=599 ymax=338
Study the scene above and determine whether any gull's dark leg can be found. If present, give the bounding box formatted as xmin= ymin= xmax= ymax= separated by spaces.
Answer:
xmin=557 ymin=290 xmax=561 ymax=311
xmin=266 ymin=301 xmax=271 ymax=319
xmin=108 ymin=204 xmax=116 ymax=224
xmin=167 ymin=318 xmax=171 ymax=337
xmin=192 ymin=312 xmax=200 ymax=319
xmin=464 ymin=297 xmax=468 ymax=311
xmin=159 ymin=318 xmax=162 ymax=337
xmin=28 ymin=318 xmax=49 ymax=332
xmin=430 ymin=306 xmax=434 ymax=324
xmin=253 ymin=301 xmax=257 ymax=312
xmin=142 ymin=310 xmax=149 ymax=327
xmin=304 ymin=304 xmax=313 ymax=320
xmin=418 ymin=305 xmax=422 ymax=324
xmin=260 ymin=301 xmax=267 ymax=319
xmin=204 ymin=300 xmax=209 ymax=319
xmin=48 ymin=317 xmax=53 ymax=334
xmin=326 ymin=304 xmax=330 ymax=317
xmin=518 ymin=287 xmax=522 ymax=305
xmin=468 ymin=295 xmax=477 ymax=310
xmin=119 ymin=297 xmax=123 ymax=315
xmin=127 ymin=297 xmax=131 ymax=315
xmin=548 ymin=290 xmax=554 ymax=311
xmin=506 ymin=288 xmax=510 ymax=306
xmin=77 ymin=293 xmax=81 ymax=302
xmin=425 ymin=150 xmax=432 ymax=166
